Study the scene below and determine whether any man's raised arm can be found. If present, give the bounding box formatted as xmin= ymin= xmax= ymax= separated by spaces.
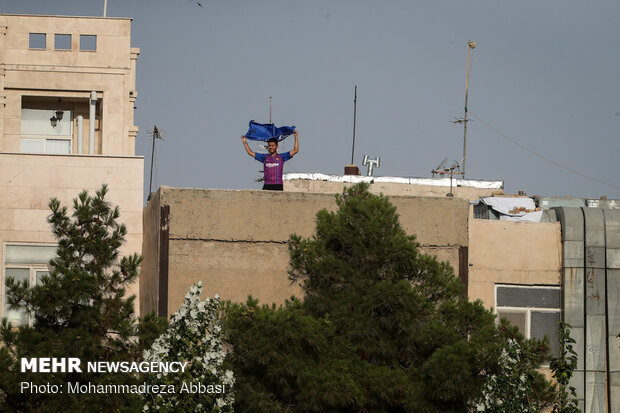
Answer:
xmin=241 ymin=136 xmax=255 ymax=157
xmin=289 ymin=130 xmax=299 ymax=156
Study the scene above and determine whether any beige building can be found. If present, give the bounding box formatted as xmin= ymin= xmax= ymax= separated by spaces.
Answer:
xmin=142 ymin=178 xmax=620 ymax=411
xmin=141 ymin=179 xmax=564 ymax=351
xmin=141 ymin=185 xmax=470 ymax=318
xmin=0 ymin=14 xmax=143 ymax=325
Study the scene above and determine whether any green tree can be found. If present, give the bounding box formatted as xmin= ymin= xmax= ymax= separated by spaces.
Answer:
xmin=0 ymin=185 xmax=166 ymax=413
xmin=225 ymin=183 xmax=556 ymax=412
xmin=550 ymin=322 xmax=580 ymax=413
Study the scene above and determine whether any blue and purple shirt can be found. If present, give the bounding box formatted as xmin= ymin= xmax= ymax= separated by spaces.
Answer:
xmin=255 ymin=151 xmax=292 ymax=185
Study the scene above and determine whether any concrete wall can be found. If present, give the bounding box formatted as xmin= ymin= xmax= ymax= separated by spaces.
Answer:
xmin=0 ymin=14 xmax=139 ymax=155
xmin=140 ymin=189 xmax=161 ymax=317
xmin=284 ymin=177 xmax=501 ymax=201
xmin=0 ymin=153 xmax=144 ymax=318
xmin=468 ymin=219 xmax=562 ymax=307
xmin=141 ymin=186 xmax=470 ymax=317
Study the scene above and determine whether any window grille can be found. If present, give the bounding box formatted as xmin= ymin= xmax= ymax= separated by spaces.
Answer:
xmin=495 ymin=284 xmax=561 ymax=357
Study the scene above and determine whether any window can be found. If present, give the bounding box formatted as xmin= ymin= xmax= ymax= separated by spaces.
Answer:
xmin=21 ymin=108 xmax=73 ymax=154
xmin=495 ymin=284 xmax=561 ymax=356
xmin=20 ymin=138 xmax=71 ymax=154
xmin=3 ymin=244 xmax=57 ymax=327
xmin=54 ymin=34 xmax=71 ymax=50
xmin=473 ymin=204 xmax=499 ymax=220
xmin=80 ymin=35 xmax=97 ymax=51
xmin=29 ymin=33 xmax=46 ymax=49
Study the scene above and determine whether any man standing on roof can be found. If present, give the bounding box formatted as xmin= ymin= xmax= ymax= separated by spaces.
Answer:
xmin=241 ymin=130 xmax=299 ymax=191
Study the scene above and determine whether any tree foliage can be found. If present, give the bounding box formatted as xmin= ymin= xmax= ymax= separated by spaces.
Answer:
xmin=550 ymin=322 xmax=580 ymax=413
xmin=225 ymin=183 xmax=556 ymax=412
xmin=0 ymin=185 xmax=166 ymax=412
xmin=143 ymin=282 xmax=235 ymax=412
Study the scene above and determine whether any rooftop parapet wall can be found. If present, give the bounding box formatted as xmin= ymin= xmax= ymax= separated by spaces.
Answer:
xmin=159 ymin=186 xmax=469 ymax=246
xmin=283 ymin=173 xmax=503 ymax=201
xmin=142 ymin=186 xmax=470 ymax=317
xmin=0 ymin=14 xmax=133 ymax=68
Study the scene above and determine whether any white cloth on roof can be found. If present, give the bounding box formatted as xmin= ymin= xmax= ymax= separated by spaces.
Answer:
xmin=471 ymin=197 xmax=542 ymax=222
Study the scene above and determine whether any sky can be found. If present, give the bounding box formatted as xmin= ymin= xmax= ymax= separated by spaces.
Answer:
xmin=4 ymin=0 xmax=620 ymax=201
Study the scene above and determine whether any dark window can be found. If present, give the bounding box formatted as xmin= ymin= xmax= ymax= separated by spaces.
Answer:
xmin=496 ymin=285 xmax=561 ymax=357
xmin=54 ymin=34 xmax=71 ymax=50
xmin=80 ymin=35 xmax=97 ymax=51
xmin=29 ymin=33 xmax=46 ymax=49
xmin=497 ymin=286 xmax=560 ymax=309
xmin=474 ymin=204 xmax=489 ymax=219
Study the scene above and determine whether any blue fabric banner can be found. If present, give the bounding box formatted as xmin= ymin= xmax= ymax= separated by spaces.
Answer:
xmin=244 ymin=120 xmax=296 ymax=142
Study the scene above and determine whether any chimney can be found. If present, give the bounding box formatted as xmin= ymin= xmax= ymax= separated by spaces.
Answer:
xmin=344 ymin=164 xmax=360 ymax=175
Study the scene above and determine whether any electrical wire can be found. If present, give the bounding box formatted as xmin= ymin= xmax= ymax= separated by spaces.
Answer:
xmin=469 ymin=112 xmax=620 ymax=190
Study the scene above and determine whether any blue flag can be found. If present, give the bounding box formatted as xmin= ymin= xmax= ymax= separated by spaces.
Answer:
xmin=244 ymin=120 xmax=296 ymax=142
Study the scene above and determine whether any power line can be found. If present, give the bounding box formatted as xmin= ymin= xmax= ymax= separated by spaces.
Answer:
xmin=470 ymin=112 xmax=620 ymax=190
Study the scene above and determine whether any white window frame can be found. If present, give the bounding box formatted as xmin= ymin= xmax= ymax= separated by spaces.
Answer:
xmin=495 ymin=284 xmax=561 ymax=359
xmin=495 ymin=306 xmax=561 ymax=339
xmin=20 ymin=138 xmax=72 ymax=154
xmin=2 ymin=243 xmax=56 ymax=327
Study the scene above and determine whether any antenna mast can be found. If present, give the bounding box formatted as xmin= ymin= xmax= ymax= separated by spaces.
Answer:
xmin=148 ymin=125 xmax=165 ymax=197
xmin=351 ymin=85 xmax=357 ymax=164
xmin=461 ymin=40 xmax=476 ymax=178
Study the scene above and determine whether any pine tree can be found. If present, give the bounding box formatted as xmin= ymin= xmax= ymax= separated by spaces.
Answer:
xmin=0 ymin=185 xmax=166 ymax=412
xmin=225 ymin=183 xmax=556 ymax=412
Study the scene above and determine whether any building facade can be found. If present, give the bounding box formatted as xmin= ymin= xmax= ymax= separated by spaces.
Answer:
xmin=0 ymin=14 xmax=143 ymax=325
xmin=142 ymin=178 xmax=619 ymax=412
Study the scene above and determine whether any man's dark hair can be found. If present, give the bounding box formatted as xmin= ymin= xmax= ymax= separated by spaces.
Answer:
xmin=267 ymin=138 xmax=278 ymax=145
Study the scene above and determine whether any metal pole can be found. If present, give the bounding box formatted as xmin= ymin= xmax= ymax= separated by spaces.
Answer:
xmin=149 ymin=125 xmax=158 ymax=195
xmin=103 ymin=0 xmax=107 ymax=17
xmin=351 ymin=85 xmax=357 ymax=164
xmin=269 ymin=96 xmax=272 ymax=123
xmin=462 ymin=40 xmax=475 ymax=178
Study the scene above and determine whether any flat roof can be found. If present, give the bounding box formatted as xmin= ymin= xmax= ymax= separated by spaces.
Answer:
xmin=284 ymin=173 xmax=504 ymax=189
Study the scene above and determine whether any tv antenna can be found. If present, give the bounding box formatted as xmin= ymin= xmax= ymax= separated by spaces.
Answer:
xmin=431 ymin=156 xmax=461 ymax=180
xmin=431 ymin=159 xmax=461 ymax=197
xmin=452 ymin=40 xmax=476 ymax=178
xmin=351 ymin=85 xmax=357 ymax=164
xmin=147 ymin=125 xmax=165 ymax=197
xmin=432 ymin=156 xmax=449 ymax=175
xmin=363 ymin=154 xmax=380 ymax=176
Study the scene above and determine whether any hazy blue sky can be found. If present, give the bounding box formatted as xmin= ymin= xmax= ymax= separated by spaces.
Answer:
xmin=4 ymin=0 xmax=620 ymax=201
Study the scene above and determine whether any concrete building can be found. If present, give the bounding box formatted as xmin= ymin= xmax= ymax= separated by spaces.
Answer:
xmin=0 ymin=14 xmax=143 ymax=325
xmin=141 ymin=176 xmax=619 ymax=412
xmin=141 ymin=185 xmax=470 ymax=318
